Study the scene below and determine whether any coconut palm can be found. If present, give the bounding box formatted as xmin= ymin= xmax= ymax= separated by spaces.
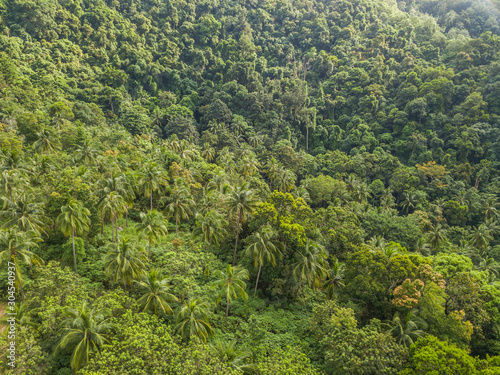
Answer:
xmin=245 ymin=226 xmax=283 ymax=294
xmin=387 ymin=310 xmax=427 ymax=347
xmin=227 ymin=183 xmax=259 ymax=265
xmin=483 ymin=197 xmax=499 ymax=220
xmin=103 ymin=237 xmax=148 ymax=290
xmin=98 ymin=192 xmax=127 ymax=242
xmin=56 ymin=198 xmax=90 ymax=274
xmin=426 ymin=224 xmax=448 ymax=253
xmin=322 ymin=258 xmax=345 ymax=298
xmin=175 ymin=298 xmax=214 ymax=343
xmin=266 ymin=157 xmax=281 ymax=190
xmin=0 ymin=170 xmax=28 ymax=202
xmin=136 ymin=269 xmax=178 ymax=315
xmin=192 ymin=210 xmax=227 ymax=254
xmin=74 ymin=138 xmax=97 ymax=166
xmin=415 ymin=237 xmax=431 ymax=255
xmin=135 ymin=210 xmax=169 ymax=258
xmin=469 ymin=224 xmax=494 ymax=252
xmin=292 ymin=239 xmax=329 ymax=289
xmin=275 ymin=167 xmax=297 ymax=192
xmin=0 ymin=228 xmax=43 ymax=299
xmin=210 ymin=340 xmax=255 ymax=373
xmin=139 ymin=161 xmax=167 ymax=210
xmin=33 ymin=127 xmax=60 ymax=155
xmin=0 ymin=148 xmax=28 ymax=173
xmin=55 ymin=302 xmax=114 ymax=372
xmin=354 ymin=182 xmax=371 ymax=204
xmin=0 ymin=193 xmax=47 ymax=235
xmin=33 ymin=154 xmax=57 ymax=177
xmin=401 ymin=191 xmax=418 ymax=214
xmin=248 ymin=133 xmax=263 ymax=147
xmin=478 ymin=257 xmax=500 ymax=277
xmin=165 ymin=178 xmax=195 ymax=238
xmin=211 ymin=264 xmax=249 ymax=324
xmin=202 ymin=143 xmax=216 ymax=162
xmin=0 ymin=301 xmax=38 ymax=331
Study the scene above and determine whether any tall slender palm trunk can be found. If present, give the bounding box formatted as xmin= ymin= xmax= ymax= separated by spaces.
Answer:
xmin=233 ymin=212 xmax=242 ymax=266
xmin=225 ymin=300 xmax=229 ymax=325
xmin=115 ymin=215 xmax=119 ymax=241
xmin=72 ymin=228 xmax=78 ymax=274
xmin=150 ymin=190 xmax=153 ymax=211
xmin=254 ymin=263 xmax=262 ymax=294
xmin=175 ymin=216 xmax=179 ymax=239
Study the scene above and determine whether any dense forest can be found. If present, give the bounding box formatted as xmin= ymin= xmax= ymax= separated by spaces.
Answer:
xmin=1 ymin=0 xmax=500 ymax=373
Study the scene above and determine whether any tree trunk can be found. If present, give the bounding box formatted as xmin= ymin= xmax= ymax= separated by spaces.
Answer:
xmin=175 ymin=216 xmax=178 ymax=239
xmin=254 ymin=263 xmax=262 ymax=295
xmin=125 ymin=211 xmax=128 ymax=227
xmin=72 ymin=228 xmax=78 ymax=274
xmin=306 ymin=125 xmax=309 ymax=151
xmin=225 ymin=299 xmax=229 ymax=325
xmin=150 ymin=191 xmax=153 ymax=211
xmin=148 ymin=241 xmax=151 ymax=259
xmin=111 ymin=219 xmax=114 ymax=242
xmin=115 ymin=215 xmax=118 ymax=241
xmin=233 ymin=212 xmax=242 ymax=266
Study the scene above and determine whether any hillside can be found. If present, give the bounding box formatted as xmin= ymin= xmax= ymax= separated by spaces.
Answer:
xmin=1 ymin=0 xmax=500 ymax=373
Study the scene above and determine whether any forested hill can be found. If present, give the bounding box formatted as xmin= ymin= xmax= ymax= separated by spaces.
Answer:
xmin=2 ymin=0 xmax=500 ymax=373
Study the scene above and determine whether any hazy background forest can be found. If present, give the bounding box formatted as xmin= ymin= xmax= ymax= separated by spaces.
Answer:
xmin=2 ymin=0 xmax=500 ymax=373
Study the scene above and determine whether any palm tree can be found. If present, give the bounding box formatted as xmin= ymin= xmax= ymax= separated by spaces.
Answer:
xmin=354 ymin=182 xmax=371 ymax=204
xmin=211 ymin=264 xmax=249 ymax=324
xmin=0 ymin=301 xmax=38 ymax=331
xmin=266 ymin=157 xmax=281 ymax=190
xmin=165 ymin=179 xmax=194 ymax=239
xmin=135 ymin=210 xmax=169 ymax=258
xmin=426 ymin=224 xmax=448 ymax=253
xmin=56 ymin=198 xmax=90 ymax=274
xmin=275 ymin=167 xmax=297 ymax=193
xmin=175 ymin=298 xmax=214 ymax=343
xmin=387 ymin=311 xmax=427 ymax=347
xmin=0 ymin=170 xmax=28 ymax=202
xmin=192 ymin=210 xmax=227 ymax=254
xmin=292 ymin=239 xmax=329 ymax=290
xmin=139 ymin=161 xmax=167 ymax=210
xmin=33 ymin=154 xmax=57 ymax=177
xmin=0 ymin=228 xmax=43 ymax=299
xmin=469 ymin=224 xmax=494 ymax=252
xmin=96 ymin=172 xmax=135 ymax=229
xmin=483 ymin=198 xmax=499 ymax=220
xmin=136 ymin=269 xmax=178 ymax=315
xmin=210 ymin=340 xmax=255 ymax=372
xmin=0 ymin=148 xmax=28 ymax=173
xmin=103 ymin=237 xmax=148 ymax=290
xmin=98 ymin=192 xmax=127 ymax=242
xmin=400 ymin=191 xmax=418 ymax=214
xmin=33 ymin=127 xmax=60 ymax=155
xmin=322 ymin=258 xmax=345 ymax=298
xmin=228 ymin=183 xmax=258 ymax=265
xmin=454 ymin=191 xmax=469 ymax=206
xmin=74 ymin=138 xmax=97 ymax=166
xmin=202 ymin=143 xmax=216 ymax=162
xmin=478 ymin=257 xmax=500 ymax=277
xmin=415 ymin=237 xmax=431 ymax=255
xmin=0 ymin=193 xmax=47 ymax=235
xmin=245 ymin=227 xmax=283 ymax=294
xmin=55 ymin=302 xmax=114 ymax=372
